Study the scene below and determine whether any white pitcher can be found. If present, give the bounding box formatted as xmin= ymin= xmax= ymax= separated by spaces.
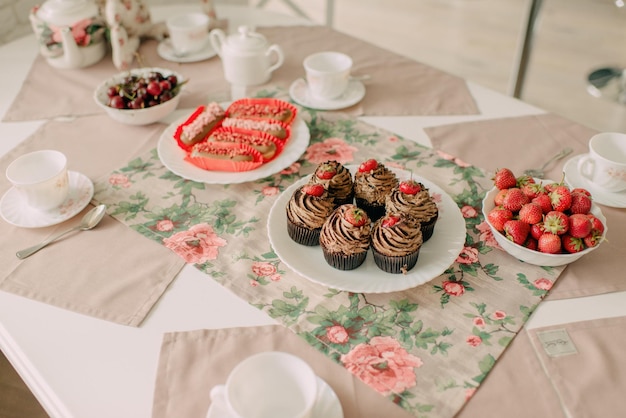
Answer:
xmin=209 ymin=25 xmax=284 ymax=86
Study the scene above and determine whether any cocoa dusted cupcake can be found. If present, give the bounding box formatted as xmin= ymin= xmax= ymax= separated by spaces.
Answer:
xmin=353 ymin=159 xmax=399 ymax=222
xmin=370 ymin=213 xmax=423 ymax=274
xmin=385 ymin=179 xmax=439 ymax=242
xmin=308 ymin=160 xmax=354 ymax=207
xmin=286 ymin=184 xmax=335 ymax=246
xmin=320 ymin=204 xmax=371 ymax=270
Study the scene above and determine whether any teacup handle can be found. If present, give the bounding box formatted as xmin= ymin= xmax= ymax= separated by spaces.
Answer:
xmin=209 ymin=29 xmax=226 ymax=58
xmin=266 ymin=44 xmax=284 ymax=74
xmin=577 ymin=155 xmax=595 ymax=181
xmin=208 ymin=385 xmax=234 ymax=417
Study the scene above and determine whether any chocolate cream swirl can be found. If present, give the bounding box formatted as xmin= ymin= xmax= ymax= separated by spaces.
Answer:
xmin=354 ymin=165 xmax=399 ymax=205
xmin=286 ymin=186 xmax=335 ymax=229
xmin=385 ymin=186 xmax=438 ymax=224
xmin=371 ymin=215 xmax=423 ymax=257
xmin=309 ymin=161 xmax=353 ymax=203
xmin=320 ymin=205 xmax=371 ymax=254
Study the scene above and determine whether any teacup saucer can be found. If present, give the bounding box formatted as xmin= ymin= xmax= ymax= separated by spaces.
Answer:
xmin=157 ymin=39 xmax=217 ymax=63
xmin=0 ymin=171 xmax=94 ymax=228
xmin=206 ymin=376 xmax=343 ymax=418
xmin=289 ymin=78 xmax=366 ymax=111
xmin=563 ymin=154 xmax=626 ymax=208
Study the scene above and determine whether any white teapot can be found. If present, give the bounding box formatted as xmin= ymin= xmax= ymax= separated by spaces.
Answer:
xmin=29 ymin=0 xmax=106 ymax=69
xmin=209 ymin=25 xmax=284 ymax=86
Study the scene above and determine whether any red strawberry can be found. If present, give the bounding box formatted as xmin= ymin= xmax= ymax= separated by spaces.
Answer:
xmin=521 ymin=182 xmax=544 ymax=199
xmin=488 ymin=206 xmax=513 ymax=231
xmin=583 ymin=232 xmax=602 ymax=248
xmin=344 ymin=206 xmax=368 ymax=226
xmin=382 ymin=214 xmax=401 ymax=228
xmin=543 ymin=211 xmax=569 ymax=235
xmin=587 ymin=214 xmax=605 ymax=235
xmin=524 ymin=237 xmax=538 ymax=251
xmin=568 ymin=213 xmax=592 ymax=238
xmin=549 ymin=185 xmax=572 ymax=212
xmin=358 ymin=159 xmax=378 ymax=173
xmin=562 ymin=234 xmax=585 ymax=253
xmin=493 ymin=168 xmax=517 ymax=190
xmin=494 ymin=189 xmax=508 ymax=206
xmin=516 ymin=175 xmax=535 ymax=188
xmin=315 ymin=163 xmax=337 ymax=180
xmin=532 ymin=194 xmax=553 ymax=214
xmin=302 ymin=184 xmax=325 ymax=197
xmin=569 ymin=192 xmax=592 ymax=214
xmin=518 ymin=202 xmax=543 ymax=225
xmin=399 ymin=180 xmax=421 ymax=195
xmin=530 ymin=222 xmax=545 ymax=240
xmin=503 ymin=220 xmax=530 ymax=245
xmin=571 ymin=187 xmax=591 ymax=197
xmin=538 ymin=233 xmax=562 ymax=254
xmin=502 ymin=188 xmax=529 ymax=212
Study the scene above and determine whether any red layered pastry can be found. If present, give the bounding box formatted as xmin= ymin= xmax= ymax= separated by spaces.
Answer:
xmin=185 ymin=142 xmax=263 ymax=172
xmin=173 ymin=102 xmax=226 ymax=151
xmin=208 ymin=126 xmax=284 ymax=162
xmin=226 ymin=98 xmax=297 ymax=124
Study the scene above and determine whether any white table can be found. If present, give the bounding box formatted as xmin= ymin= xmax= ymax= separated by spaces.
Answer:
xmin=1 ymin=4 xmax=626 ymax=418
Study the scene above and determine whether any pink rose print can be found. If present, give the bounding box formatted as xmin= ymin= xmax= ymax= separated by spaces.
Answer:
xmin=533 ymin=278 xmax=553 ymax=290
xmin=491 ymin=310 xmax=506 ymax=320
xmin=465 ymin=387 xmax=477 ymax=401
xmin=388 ymin=136 xmax=399 ymax=142
xmin=436 ymin=150 xmax=471 ymax=168
xmin=442 ymin=280 xmax=465 ymax=297
xmin=262 ymin=186 xmax=280 ymax=196
xmin=473 ymin=317 xmax=486 ymax=327
xmin=109 ymin=173 xmax=131 ymax=188
xmin=249 ymin=280 xmax=259 ymax=287
xmin=341 ymin=336 xmax=423 ymax=396
xmin=251 ymin=261 xmax=277 ymax=277
xmin=280 ymin=162 xmax=301 ymax=175
xmin=304 ymin=138 xmax=358 ymax=164
xmin=456 ymin=246 xmax=479 ymax=265
xmin=326 ymin=325 xmax=350 ymax=344
xmin=477 ymin=221 xmax=501 ymax=248
xmin=466 ymin=335 xmax=482 ymax=347
xmin=163 ymin=223 xmax=227 ymax=264
xmin=156 ymin=219 xmax=174 ymax=232
xmin=51 ymin=19 xmax=94 ymax=47
xmin=461 ymin=205 xmax=478 ymax=218
xmin=269 ymin=274 xmax=281 ymax=282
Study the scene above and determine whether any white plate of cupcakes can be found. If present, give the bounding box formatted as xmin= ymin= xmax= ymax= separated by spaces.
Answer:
xmin=267 ymin=160 xmax=466 ymax=293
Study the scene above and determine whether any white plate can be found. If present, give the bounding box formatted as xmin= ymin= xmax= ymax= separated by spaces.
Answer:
xmin=157 ymin=114 xmax=310 ymax=184
xmin=563 ymin=154 xmax=626 ymax=208
xmin=206 ymin=376 xmax=343 ymax=418
xmin=267 ymin=167 xmax=466 ymax=293
xmin=0 ymin=171 xmax=94 ymax=228
xmin=289 ymin=78 xmax=366 ymax=111
xmin=157 ymin=39 xmax=217 ymax=63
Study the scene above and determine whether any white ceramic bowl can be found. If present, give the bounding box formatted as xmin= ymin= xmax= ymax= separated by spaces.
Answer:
xmin=482 ymin=185 xmax=608 ymax=266
xmin=94 ymin=67 xmax=184 ymax=125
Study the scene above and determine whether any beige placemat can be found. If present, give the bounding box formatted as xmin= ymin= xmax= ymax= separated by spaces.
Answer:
xmin=0 ymin=115 xmax=185 ymax=326
xmin=3 ymin=26 xmax=479 ymax=122
xmin=153 ymin=325 xmax=415 ymax=418
xmin=425 ymin=114 xmax=626 ymax=300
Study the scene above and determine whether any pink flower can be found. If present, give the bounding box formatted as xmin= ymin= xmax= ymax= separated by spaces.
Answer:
xmin=251 ymin=261 xmax=277 ymax=277
xmin=280 ymin=162 xmax=300 ymax=175
xmin=477 ymin=221 xmax=501 ymax=248
xmin=156 ymin=219 xmax=174 ymax=232
xmin=262 ymin=186 xmax=280 ymax=196
xmin=249 ymin=280 xmax=259 ymax=287
xmin=461 ymin=205 xmax=477 ymax=218
xmin=388 ymin=136 xmax=399 ymax=142
xmin=163 ymin=223 xmax=227 ymax=264
xmin=533 ymin=278 xmax=553 ymax=290
xmin=456 ymin=246 xmax=479 ymax=265
xmin=442 ymin=280 xmax=465 ymax=296
xmin=436 ymin=150 xmax=471 ymax=168
xmin=491 ymin=310 xmax=507 ymax=320
xmin=326 ymin=325 xmax=350 ymax=344
xmin=269 ymin=274 xmax=281 ymax=282
xmin=466 ymin=335 xmax=482 ymax=347
xmin=109 ymin=173 xmax=131 ymax=188
xmin=51 ymin=19 xmax=94 ymax=47
xmin=304 ymin=138 xmax=358 ymax=164
xmin=465 ymin=387 xmax=477 ymax=401
xmin=473 ymin=317 xmax=486 ymax=327
xmin=341 ymin=336 xmax=423 ymax=396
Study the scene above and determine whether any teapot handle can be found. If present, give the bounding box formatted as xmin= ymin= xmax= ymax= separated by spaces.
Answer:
xmin=266 ymin=44 xmax=284 ymax=74
xmin=209 ymin=29 xmax=226 ymax=57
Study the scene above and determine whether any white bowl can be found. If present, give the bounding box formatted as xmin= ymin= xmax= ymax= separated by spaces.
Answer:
xmin=93 ymin=67 xmax=184 ymax=125
xmin=482 ymin=185 xmax=608 ymax=266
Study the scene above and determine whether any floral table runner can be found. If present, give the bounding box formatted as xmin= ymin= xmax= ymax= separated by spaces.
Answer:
xmin=93 ymin=110 xmax=564 ymax=418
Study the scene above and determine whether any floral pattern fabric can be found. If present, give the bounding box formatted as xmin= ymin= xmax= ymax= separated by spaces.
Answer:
xmin=93 ymin=109 xmax=564 ymax=418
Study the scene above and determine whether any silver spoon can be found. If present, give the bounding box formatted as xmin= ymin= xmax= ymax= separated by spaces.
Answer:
xmin=16 ymin=204 xmax=107 ymax=259
xmin=523 ymin=147 xmax=573 ymax=178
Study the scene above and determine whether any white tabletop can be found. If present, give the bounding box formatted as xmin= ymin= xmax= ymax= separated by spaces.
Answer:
xmin=1 ymin=4 xmax=625 ymax=418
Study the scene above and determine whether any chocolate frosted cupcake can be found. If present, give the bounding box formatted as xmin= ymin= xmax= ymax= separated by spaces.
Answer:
xmin=370 ymin=213 xmax=423 ymax=274
xmin=286 ymin=184 xmax=335 ymax=246
xmin=320 ymin=204 xmax=371 ymax=270
xmin=308 ymin=160 xmax=354 ymax=207
xmin=385 ymin=179 xmax=439 ymax=242
xmin=354 ymin=159 xmax=399 ymax=222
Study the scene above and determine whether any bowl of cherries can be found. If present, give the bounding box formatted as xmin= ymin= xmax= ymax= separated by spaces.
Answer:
xmin=94 ymin=67 xmax=185 ymax=125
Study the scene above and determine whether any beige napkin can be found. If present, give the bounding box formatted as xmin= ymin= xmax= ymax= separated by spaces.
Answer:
xmin=153 ymin=325 xmax=415 ymax=418
xmin=0 ymin=115 xmax=185 ymax=326
xmin=425 ymin=114 xmax=626 ymax=300
xmin=4 ymin=26 xmax=478 ymax=122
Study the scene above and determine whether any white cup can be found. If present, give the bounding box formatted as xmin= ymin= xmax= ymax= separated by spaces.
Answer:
xmin=6 ymin=150 xmax=69 ymax=211
xmin=577 ymin=132 xmax=626 ymax=192
xmin=304 ymin=51 xmax=353 ymax=101
xmin=209 ymin=351 xmax=318 ymax=418
xmin=166 ymin=12 xmax=210 ymax=55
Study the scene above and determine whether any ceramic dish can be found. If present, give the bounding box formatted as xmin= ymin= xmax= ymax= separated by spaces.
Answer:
xmin=157 ymin=39 xmax=217 ymax=63
xmin=563 ymin=154 xmax=626 ymax=208
xmin=267 ymin=167 xmax=466 ymax=293
xmin=289 ymin=78 xmax=366 ymax=111
xmin=157 ymin=115 xmax=310 ymax=184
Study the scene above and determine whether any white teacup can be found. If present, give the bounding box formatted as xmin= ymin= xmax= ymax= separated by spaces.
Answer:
xmin=577 ymin=132 xmax=626 ymax=193
xmin=6 ymin=150 xmax=69 ymax=211
xmin=304 ymin=51 xmax=353 ymax=101
xmin=166 ymin=12 xmax=210 ymax=56
xmin=209 ymin=351 xmax=318 ymax=418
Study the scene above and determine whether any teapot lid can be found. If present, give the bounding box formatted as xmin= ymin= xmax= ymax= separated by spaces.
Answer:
xmin=36 ymin=0 xmax=98 ymax=27
xmin=227 ymin=26 xmax=269 ymax=52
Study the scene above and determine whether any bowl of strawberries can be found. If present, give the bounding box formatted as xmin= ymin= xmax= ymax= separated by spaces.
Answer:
xmin=482 ymin=168 xmax=608 ymax=267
